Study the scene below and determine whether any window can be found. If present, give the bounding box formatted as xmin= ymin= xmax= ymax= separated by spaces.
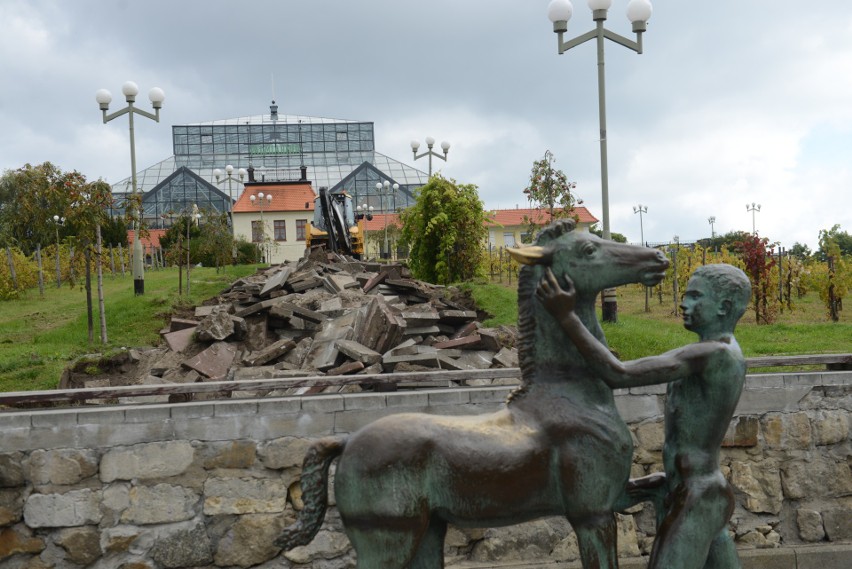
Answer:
xmin=251 ymin=220 xmax=263 ymax=243
xmin=503 ymin=232 xmax=516 ymax=247
xmin=274 ymin=220 xmax=287 ymax=241
xmin=296 ymin=219 xmax=307 ymax=241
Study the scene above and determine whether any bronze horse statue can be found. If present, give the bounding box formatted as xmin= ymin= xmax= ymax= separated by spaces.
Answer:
xmin=276 ymin=219 xmax=670 ymax=568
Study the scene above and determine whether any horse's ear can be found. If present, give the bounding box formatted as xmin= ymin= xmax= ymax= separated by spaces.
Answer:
xmin=507 ymin=246 xmax=552 ymax=266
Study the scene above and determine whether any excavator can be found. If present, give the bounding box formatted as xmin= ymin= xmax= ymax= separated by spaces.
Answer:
xmin=306 ymin=186 xmax=371 ymax=258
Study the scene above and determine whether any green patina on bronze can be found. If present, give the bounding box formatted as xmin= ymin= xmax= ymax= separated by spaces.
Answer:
xmin=276 ymin=218 xmax=671 ymax=569
xmin=537 ymin=262 xmax=751 ymax=569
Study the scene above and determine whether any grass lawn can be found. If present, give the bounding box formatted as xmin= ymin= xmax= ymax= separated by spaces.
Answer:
xmin=465 ymin=281 xmax=852 ymax=362
xmin=0 ymin=265 xmax=260 ymax=392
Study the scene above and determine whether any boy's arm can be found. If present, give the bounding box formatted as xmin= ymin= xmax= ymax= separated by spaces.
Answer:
xmin=536 ymin=268 xmax=712 ymax=389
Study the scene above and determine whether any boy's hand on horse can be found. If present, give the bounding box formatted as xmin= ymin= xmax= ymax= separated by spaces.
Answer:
xmin=536 ymin=267 xmax=577 ymax=317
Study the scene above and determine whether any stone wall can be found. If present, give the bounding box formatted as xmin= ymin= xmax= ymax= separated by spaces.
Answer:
xmin=0 ymin=371 xmax=849 ymax=568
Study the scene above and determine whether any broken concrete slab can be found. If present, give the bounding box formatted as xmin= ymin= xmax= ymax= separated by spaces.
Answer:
xmin=162 ymin=327 xmax=197 ymax=353
xmin=182 ymin=342 xmax=237 ymax=379
xmin=260 ymin=266 xmax=293 ymax=297
xmin=169 ymin=318 xmax=201 ymax=332
xmin=432 ymin=335 xmax=483 ymax=350
xmin=335 ymin=339 xmax=382 ymax=365
xmin=243 ymin=338 xmax=297 ymax=367
xmin=493 ymin=346 xmax=519 ymax=368
xmin=195 ymin=309 xmax=235 ymax=342
xmin=327 ymin=360 xmax=365 ymax=376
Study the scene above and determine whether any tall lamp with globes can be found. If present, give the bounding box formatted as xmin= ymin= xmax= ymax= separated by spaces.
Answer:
xmin=96 ymin=81 xmax=165 ymax=296
xmin=547 ymin=0 xmax=653 ymax=322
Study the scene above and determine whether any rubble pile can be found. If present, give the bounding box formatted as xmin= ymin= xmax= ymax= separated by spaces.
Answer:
xmin=70 ymin=251 xmax=520 ymax=396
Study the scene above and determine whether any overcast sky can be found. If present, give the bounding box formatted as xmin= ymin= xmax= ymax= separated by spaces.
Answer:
xmin=2 ymin=1 xmax=851 ymax=250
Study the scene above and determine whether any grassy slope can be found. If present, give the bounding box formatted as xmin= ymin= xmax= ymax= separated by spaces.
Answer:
xmin=0 ymin=265 xmax=259 ymax=391
xmin=1 ymin=270 xmax=849 ymax=392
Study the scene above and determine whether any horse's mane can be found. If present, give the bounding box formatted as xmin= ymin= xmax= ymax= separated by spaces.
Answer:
xmin=508 ymin=219 xmax=576 ymax=403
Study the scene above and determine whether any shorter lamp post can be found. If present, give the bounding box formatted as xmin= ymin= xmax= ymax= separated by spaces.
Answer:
xmin=708 ymin=216 xmax=716 ymax=252
xmin=356 ymin=203 xmax=374 ymax=258
xmin=746 ymin=203 xmax=761 ymax=235
xmin=51 ymin=215 xmax=66 ymax=288
xmin=411 ymin=137 xmax=450 ymax=177
xmin=633 ymin=204 xmax=649 ymax=312
xmin=185 ymin=205 xmax=200 ymax=296
xmin=375 ymin=181 xmax=399 ymax=259
xmin=249 ymin=192 xmax=273 ymax=263
xmin=213 ymin=165 xmax=247 ymax=200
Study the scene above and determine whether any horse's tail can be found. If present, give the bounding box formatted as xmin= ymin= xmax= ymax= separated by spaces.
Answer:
xmin=276 ymin=435 xmax=348 ymax=550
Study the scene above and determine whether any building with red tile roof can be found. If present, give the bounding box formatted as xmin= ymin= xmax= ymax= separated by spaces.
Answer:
xmin=232 ymin=181 xmax=316 ymax=263
xmin=485 ymin=206 xmax=598 ymax=248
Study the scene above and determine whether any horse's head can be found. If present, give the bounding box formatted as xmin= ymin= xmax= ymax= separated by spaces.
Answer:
xmin=508 ymin=219 xmax=669 ymax=298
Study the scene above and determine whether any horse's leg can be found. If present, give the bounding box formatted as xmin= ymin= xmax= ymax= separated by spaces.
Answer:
xmin=346 ymin=516 xmax=430 ymax=569
xmin=410 ymin=518 xmax=447 ymax=569
xmin=573 ymin=514 xmax=619 ymax=569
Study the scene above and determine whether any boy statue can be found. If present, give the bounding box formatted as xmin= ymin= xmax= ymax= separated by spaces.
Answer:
xmin=536 ymin=263 xmax=751 ymax=569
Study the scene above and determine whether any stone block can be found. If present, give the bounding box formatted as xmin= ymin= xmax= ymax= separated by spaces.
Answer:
xmin=55 ymin=526 xmax=102 ymax=565
xmin=214 ymin=512 xmax=290 ymax=567
xmin=781 ymin=458 xmax=852 ymax=499
xmin=822 ymin=507 xmax=852 ymax=541
xmin=797 ymin=508 xmax=826 ymax=542
xmin=0 ymin=526 xmax=45 ymax=559
xmin=100 ymin=441 xmax=195 ymax=483
xmin=122 ymin=484 xmax=199 ymax=524
xmin=27 ymin=449 xmax=98 ymax=486
xmin=150 ymin=523 xmax=213 ymax=568
xmin=301 ymin=396 xmax=345 ymax=413
xmin=24 ymin=489 xmax=102 ymax=528
xmin=203 ymin=477 xmax=290 ymax=515
xmin=730 ymin=461 xmax=783 ymax=514
xmin=722 ymin=416 xmax=759 ymax=447
xmin=812 ymin=410 xmax=849 ymax=446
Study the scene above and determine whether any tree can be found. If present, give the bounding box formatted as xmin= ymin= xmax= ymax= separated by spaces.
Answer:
xmin=589 ymin=226 xmax=627 ymax=243
xmin=523 ymin=150 xmax=580 ymax=236
xmin=789 ymin=242 xmax=812 ymax=260
xmin=815 ymin=224 xmax=852 ymax=261
xmin=0 ymin=162 xmax=74 ymax=254
xmin=400 ymin=174 xmax=488 ymax=285
xmin=195 ymin=211 xmax=235 ymax=271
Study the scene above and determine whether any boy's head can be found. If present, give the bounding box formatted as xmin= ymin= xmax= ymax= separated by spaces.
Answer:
xmin=686 ymin=264 xmax=751 ymax=329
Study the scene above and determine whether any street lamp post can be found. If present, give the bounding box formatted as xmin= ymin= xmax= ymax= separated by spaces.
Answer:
xmin=249 ymin=192 xmax=273 ymax=263
xmin=356 ymin=203 xmax=374 ymax=258
xmin=708 ymin=216 xmax=716 ymax=252
xmin=633 ymin=204 xmax=649 ymax=312
xmin=51 ymin=215 xmax=65 ymax=288
xmin=547 ymin=0 xmax=653 ymax=323
xmin=746 ymin=202 xmax=761 ymax=235
xmin=213 ymin=165 xmax=248 ymax=200
xmin=186 ymin=205 xmax=200 ymax=296
xmin=96 ymin=81 xmax=165 ymax=296
xmin=411 ymin=137 xmax=450 ymax=177
xmin=375 ymin=181 xmax=399 ymax=259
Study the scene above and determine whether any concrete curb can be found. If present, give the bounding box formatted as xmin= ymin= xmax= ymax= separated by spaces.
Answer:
xmin=446 ymin=543 xmax=852 ymax=569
